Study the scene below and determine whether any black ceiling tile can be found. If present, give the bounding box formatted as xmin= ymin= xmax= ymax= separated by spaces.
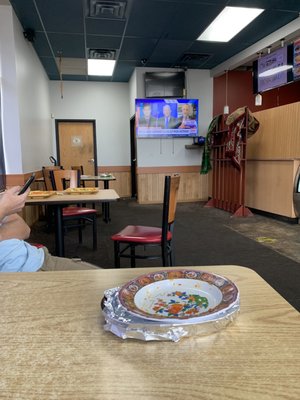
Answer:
xmin=149 ymin=40 xmax=193 ymax=63
xmin=85 ymin=18 xmax=126 ymax=36
xmin=48 ymin=74 xmax=61 ymax=80
xmin=233 ymin=9 xmax=299 ymax=45
xmin=228 ymin=0 xmax=300 ymax=11
xmin=145 ymin=61 xmax=179 ymax=68
xmin=87 ymin=75 xmax=112 ymax=82
xmin=175 ymin=53 xmax=213 ymax=69
xmin=10 ymin=0 xmax=43 ymax=31
xmin=9 ymin=0 xmax=300 ymax=83
xmin=86 ymin=35 xmax=122 ymax=50
xmin=62 ymin=75 xmax=88 ymax=81
xmin=163 ymin=3 xmax=225 ymax=40
xmin=47 ymin=33 xmax=86 ymax=58
xmin=39 ymin=56 xmax=59 ymax=76
xmin=32 ymin=32 xmax=53 ymax=57
xmin=125 ymin=0 xmax=178 ymax=38
xmin=35 ymin=0 xmax=84 ymax=33
xmin=113 ymin=69 xmax=135 ymax=82
xmin=113 ymin=60 xmax=138 ymax=80
xmin=118 ymin=37 xmax=158 ymax=60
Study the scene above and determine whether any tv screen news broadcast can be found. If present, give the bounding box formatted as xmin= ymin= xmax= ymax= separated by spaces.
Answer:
xmin=135 ymin=98 xmax=198 ymax=138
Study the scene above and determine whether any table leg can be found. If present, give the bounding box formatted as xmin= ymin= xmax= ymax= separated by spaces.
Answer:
xmin=54 ymin=205 xmax=64 ymax=257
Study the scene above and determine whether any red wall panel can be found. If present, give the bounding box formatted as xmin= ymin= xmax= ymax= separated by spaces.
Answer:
xmin=213 ymin=70 xmax=300 ymax=116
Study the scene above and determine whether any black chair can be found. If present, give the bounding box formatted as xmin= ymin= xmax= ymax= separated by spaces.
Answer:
xmin=50 ymin=169 xmax=97 ymax=250
xmin=42 ymin=165 xmax=63 ymax=190
xmin=42 ymin=165 xmax=63 ymax=232
xmin=111 ymin=174 xmax=180 ymax=268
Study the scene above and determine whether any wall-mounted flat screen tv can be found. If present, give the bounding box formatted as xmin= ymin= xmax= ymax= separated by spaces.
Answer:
xmin=253 ymin=44 xmax=294 ymax=93
xmin=145 ymin=72 xmax=185 ymax=98
xmin=135 ymin=98 xmax=198 ymax=139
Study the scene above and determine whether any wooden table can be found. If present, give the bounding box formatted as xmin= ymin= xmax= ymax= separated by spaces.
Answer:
xmin=25 ymin=189 xmax=119 ymax=257
xmin=0 ymin=265 xmax=299 ymax=400
xmin=80 ymin=175 xmax=116 ymax=223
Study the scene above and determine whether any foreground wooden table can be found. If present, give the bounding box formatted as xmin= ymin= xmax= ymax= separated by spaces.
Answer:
xmin=0 ymin=265 xmax=299 ymax=399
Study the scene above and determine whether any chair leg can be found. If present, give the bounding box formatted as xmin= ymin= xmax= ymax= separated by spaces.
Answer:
xmin=114 ymin=241 xmax=121 ymax=268
xmin=169 ymin=242 xmax=174 ymax=266
xmin=78 ymin=219 xmax=83 ymax=243
xmin=162 ymin=244 xmax=169 ymax=267
xmin=92 ymin=215 xmax=97 ymax=250
xmin=130 ymin=245 xmax=136 ymax=268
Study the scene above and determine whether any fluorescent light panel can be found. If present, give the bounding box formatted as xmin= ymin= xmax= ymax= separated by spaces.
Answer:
xmin=197 ymin=6 xmax=264 ymax=42
xmin=87 ymin=59 xmax=115 ymax=76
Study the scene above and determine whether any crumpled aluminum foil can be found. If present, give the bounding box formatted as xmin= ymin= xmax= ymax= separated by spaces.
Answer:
xmin=102 ymin=287 xmax=240 ymax=342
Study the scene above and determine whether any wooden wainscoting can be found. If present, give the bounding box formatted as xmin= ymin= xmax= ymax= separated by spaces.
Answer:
xmin=98 ymin=166 xmax=131 ymax=198
xmin=136 ymin=166 xmax=208 ymax=204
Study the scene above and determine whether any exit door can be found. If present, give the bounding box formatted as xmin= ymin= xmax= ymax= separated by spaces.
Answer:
xmin=55 ymin=120 xmax=98 ymax=176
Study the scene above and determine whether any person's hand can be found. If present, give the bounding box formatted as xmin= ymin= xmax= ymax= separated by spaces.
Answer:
xmin=0 ymin=186 xmax=29 ymax=219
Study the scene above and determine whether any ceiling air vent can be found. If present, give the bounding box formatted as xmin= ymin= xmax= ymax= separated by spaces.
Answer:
xmin=179 ymin=53 xmax=211 ymax=67
xmin=88 ymin=0 xmax=126 ymax=18
xmin=88 ymin=49 xmax=116 ymax=60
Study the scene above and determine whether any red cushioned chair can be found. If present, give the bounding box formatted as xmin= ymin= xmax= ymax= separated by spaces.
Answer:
xmin=111 ymin=174 xmax=180 ymax=268
xmin=50 ymin=169 xmax=97 ymax=250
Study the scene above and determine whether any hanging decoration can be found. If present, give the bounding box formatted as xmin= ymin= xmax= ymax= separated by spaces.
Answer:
xmin=224 ymin=70 xmax=229 ymax=115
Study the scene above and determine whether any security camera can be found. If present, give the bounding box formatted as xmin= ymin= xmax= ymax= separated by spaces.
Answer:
xmin=23 ymin=28 xmax=35 ymax=43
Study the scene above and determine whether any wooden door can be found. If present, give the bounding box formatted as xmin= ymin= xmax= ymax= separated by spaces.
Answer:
xmin=56 ymin=120 xmax=97 ymax=176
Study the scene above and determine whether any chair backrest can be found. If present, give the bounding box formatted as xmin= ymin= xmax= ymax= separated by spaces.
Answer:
xmin=71 ymin=165 xmax=85 ymax=187
xmin=162 ymin=174 xmax=180 ymax=238
xmin=71 ymin=165 xmax=84 ymax=174
xmin=42 ymin=165 xmax=63 ymax=190
xmin=50 ymin=169 xmax=80 ymax=191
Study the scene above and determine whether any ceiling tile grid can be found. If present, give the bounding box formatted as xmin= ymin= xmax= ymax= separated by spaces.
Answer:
xmin=7 ymin=0 xmax=300 ymax=82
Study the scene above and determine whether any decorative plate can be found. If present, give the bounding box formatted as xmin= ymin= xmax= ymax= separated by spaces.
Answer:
xmin=28 ymin=190 xmax=57 ymax=198
xmin=118 ymin=269 xmax=239 ymax=321
xmin=64 ymin=187 xmax=99 ymax=194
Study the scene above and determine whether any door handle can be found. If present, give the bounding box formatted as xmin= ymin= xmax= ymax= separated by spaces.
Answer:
xmin=88 ymin=158 xmax=95 ymax=164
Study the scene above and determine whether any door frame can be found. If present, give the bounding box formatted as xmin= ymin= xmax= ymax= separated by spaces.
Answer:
xmin=55 ymin=119 xmax=98 ymax=176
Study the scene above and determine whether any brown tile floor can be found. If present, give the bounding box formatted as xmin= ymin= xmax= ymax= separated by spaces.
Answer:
xmin=225 ymin=212 xmax=300 ymax=264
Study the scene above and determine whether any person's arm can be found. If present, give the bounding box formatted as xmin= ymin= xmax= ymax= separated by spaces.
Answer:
xmin=0 ymin=213 xmax=31 ymax=241
xmin=0 ymin=186 xmax=29 ymax=221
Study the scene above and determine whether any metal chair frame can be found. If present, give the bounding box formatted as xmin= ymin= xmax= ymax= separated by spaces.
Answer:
xmin=112 ymin=175 xmax=180 ymax=268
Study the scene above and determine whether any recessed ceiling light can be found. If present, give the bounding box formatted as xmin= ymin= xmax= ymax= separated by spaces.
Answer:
xmin=197 ymin=6 xmax=264 ymax=42
xmin=87 ymin=59 xmax=116 ymax=76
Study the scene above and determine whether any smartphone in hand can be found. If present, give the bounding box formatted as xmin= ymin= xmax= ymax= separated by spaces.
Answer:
xmin=18 ymin=173 xmax=35 ymax=195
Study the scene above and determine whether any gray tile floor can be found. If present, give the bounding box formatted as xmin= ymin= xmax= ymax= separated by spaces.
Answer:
xmin=225 ymin=212 xmax=300 ymax=264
